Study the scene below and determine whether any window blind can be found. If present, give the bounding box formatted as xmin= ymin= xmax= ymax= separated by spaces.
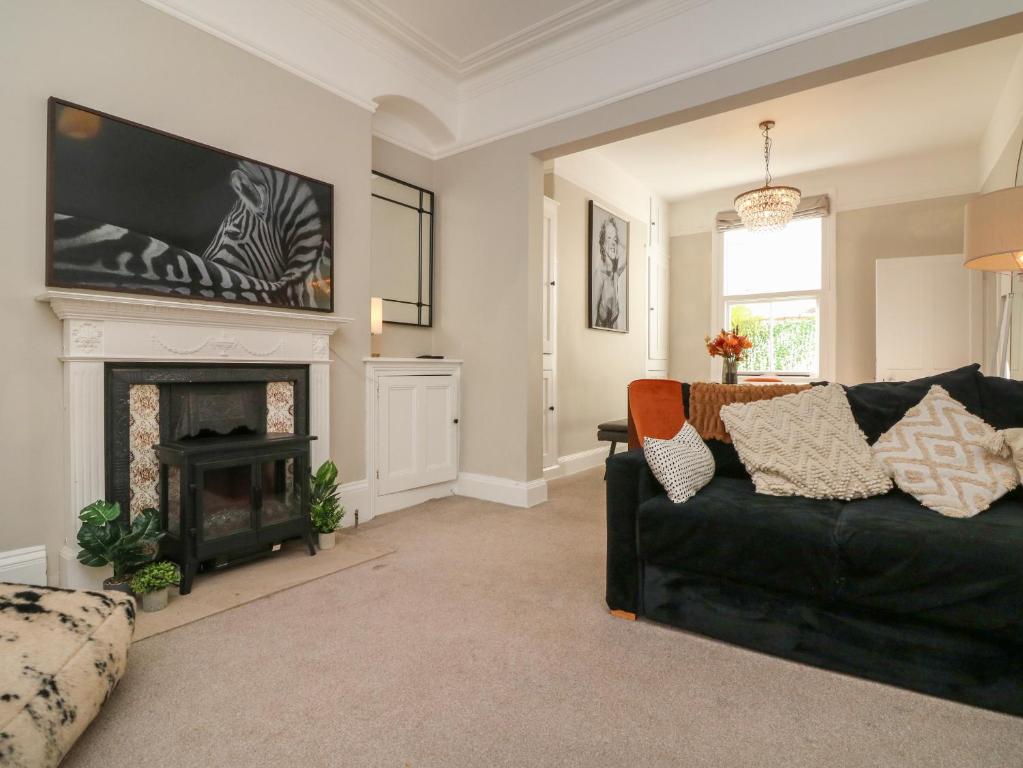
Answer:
xmin=716 ymin=193 xmax=830 ymax=232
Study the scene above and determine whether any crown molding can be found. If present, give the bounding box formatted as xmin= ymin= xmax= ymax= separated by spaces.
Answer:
xmin=345 ymin=0 xmax=638 ymax=77
xmin=141 ymin=0 xmax=1010 ymax=159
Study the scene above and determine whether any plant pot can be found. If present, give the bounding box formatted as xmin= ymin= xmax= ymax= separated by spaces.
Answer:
xmin=103 ymin=576 xmax=133 ymax=595
xmin=318 ymin=531 xmax=336 ymax=550
xmin=722 ymin=359 xmax=738 ymax=385
xmin=141 ymin=588 xmax=169 ymax=612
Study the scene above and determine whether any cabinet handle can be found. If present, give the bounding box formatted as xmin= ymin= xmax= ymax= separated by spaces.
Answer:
xmin=453 ymin=418 xmax=459 ymax=424
xmin=548 ymin=406 xmax=555 ymax=412
xmin=550 ymin=280 xmax=556 ymax=286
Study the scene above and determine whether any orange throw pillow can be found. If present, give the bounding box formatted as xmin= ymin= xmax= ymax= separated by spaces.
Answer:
xmin=688 ymin=382 xmax=809 ymax=443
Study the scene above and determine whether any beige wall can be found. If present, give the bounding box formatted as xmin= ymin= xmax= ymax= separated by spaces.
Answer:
xmin=432 ymin=137 xmax=542 ymax=481
xmin=668 ymin=233 xmax=714 ymax=383
xmin=666 ymin=195 xmax=972 ymax=387
xmin=547 ymin=175 xmax=648 ymax=458
xmin=371 ymin=136 xmax=436 ymax=358
xmin=835 ymin=195 xmax=971 ymax=383
xmin=1 ymin=0 xmax=373 ymax=580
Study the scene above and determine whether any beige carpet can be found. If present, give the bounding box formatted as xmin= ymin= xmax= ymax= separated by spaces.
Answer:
xmin=134 ymin=533 xmax=394 ymax=640
xmin=65 ymin=469 xmax=1023 ymax=767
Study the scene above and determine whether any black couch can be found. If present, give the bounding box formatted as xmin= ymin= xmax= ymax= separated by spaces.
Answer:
xmin=606 ymin=365 xmax=1023 ymax=716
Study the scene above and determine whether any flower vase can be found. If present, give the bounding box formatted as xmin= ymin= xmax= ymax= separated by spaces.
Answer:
xmin=722 ymin=359 xmax=738 ymax=385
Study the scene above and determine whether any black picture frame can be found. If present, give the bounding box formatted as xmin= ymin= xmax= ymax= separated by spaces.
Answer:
xmin=46 ymin=97 xmax=335 ymax=312
xmin=370 ymin=170 xmax=434 ymax=328
xmin=587 ymin=200 xmax=629 ymax=333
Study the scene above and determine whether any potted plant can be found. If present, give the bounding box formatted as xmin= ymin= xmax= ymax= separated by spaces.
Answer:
xmin=76 ymin=500 xmax=164 ymax=593
xmin=309 ymin=460 xmax=344 ymax=550
xmin=130 ymin=560 xmax=180 ymax=612
xmin=705 ymin=327 xmax=753 ymax=384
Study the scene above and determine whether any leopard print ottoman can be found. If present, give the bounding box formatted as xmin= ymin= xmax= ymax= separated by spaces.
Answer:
xmin=0 ymin=583 xmax=135 ymax=767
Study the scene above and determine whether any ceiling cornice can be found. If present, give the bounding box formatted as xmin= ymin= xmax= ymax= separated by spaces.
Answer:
xmin=140 ymin=0 xmax=1017 ymax=160
xmin=345 ymin=0 xmax=639 ymax=77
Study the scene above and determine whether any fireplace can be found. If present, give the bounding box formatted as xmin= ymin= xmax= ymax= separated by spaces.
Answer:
xmin=41 ymin=289 xmax=347 ymax=590
xmin=105 ymin=364 xmax=315 ymax=593
xmin=156 ymin=433 xmax=315 ymax=594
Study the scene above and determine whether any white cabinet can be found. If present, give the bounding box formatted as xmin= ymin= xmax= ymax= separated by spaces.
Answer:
xmin=542 ymin=197 xmax=559 ymax=472
xmin=365 ymin=358 xmax=461 ymax=517
xmin=543 ymin=198 xmax=558 ymax=359
xmin=541 ymin=367 xmax=557 ymax=469
xmin=648 ymin=253 xmax=669 ymax=362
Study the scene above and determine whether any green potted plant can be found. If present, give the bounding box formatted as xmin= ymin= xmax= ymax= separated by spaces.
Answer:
xmin=76 ymin=500 xmax=164 ymax=593
xmin=309 ymin=460 xmax=344 ymax=550
xmin=130 ymin=560 xmax=181 ymax=612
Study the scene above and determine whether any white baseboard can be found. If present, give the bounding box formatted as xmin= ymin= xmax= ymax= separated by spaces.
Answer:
xmin=0 ymin=545 xmax=48 ymax=587
xmin=543 ymin=446 xmax=608 ymax=480
xmin=455 ymin=473 xmax=547 ymax=508
xmin=338 ymin=479 xmax=369 ymax=528
xmin=372 ymin=481 xmax=455 ymax=516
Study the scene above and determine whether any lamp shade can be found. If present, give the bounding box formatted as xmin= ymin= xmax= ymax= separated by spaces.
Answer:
xmin=964 ymin=187 xmax=1023 ymax=271
xmin=370 ymin=296 xmax=383 ymax=336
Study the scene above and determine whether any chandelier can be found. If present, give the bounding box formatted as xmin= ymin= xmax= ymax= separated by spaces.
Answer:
xmin=734 ymin=120 xmax=801 ymax=231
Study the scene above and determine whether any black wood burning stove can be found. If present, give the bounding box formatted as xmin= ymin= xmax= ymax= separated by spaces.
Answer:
xmin=155 ymin=433 xmax=316 ymax=594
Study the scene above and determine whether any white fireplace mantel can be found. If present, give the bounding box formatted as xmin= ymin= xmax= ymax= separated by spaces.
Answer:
xmin=38 ymin=289 xmax=352 ymax=588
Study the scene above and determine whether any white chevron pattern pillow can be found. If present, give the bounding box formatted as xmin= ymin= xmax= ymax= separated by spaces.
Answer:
xmin=872 ymin=385 xmax=1018 ymax=518
xmin=720 ymin=383 xmax=892 ymax=499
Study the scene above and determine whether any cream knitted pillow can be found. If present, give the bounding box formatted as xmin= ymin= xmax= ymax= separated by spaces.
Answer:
xmin=872 ymin=385 xmax=1018 ymax=518
xmin=720 ymin=383 xmax=892 ymax=499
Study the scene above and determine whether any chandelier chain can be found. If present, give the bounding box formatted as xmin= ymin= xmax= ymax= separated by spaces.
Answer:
xmin=763 ymin=122 xmax=773 ymax=187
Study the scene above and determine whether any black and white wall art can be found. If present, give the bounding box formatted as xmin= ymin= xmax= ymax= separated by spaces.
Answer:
xmin=46 ymin=98 xmax=334 ymax=311
xmin=588 ymin=201 xmax=629 ymax=332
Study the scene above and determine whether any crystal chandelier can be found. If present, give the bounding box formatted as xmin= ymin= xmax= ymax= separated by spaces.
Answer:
xmin=734 ymin=120 xmax=801 ymax=231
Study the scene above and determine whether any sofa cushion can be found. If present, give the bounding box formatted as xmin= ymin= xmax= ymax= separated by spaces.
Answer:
xmin=636 ymin=477 xmax=844 ymax=601
xmin=835 ymin=492 xmax=1023 ymax=639
xmin=721 ymin=384 xmax=892 ymax=500
xmin=872 ymin=385 xmax=1018 ymax=518
xmin=704 ymin=439 xmax=749 ymax=479
xmin=843 ymin=364 xmax=983 ymax=444
xmin=643 ymin=423 xmax=715 ymax=504
xmin=977 ymin=373 xmax=1023 ymax=429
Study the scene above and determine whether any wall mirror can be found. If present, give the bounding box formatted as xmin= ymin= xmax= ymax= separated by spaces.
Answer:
xmin=371 ymin=172 xmax=434 ymax=327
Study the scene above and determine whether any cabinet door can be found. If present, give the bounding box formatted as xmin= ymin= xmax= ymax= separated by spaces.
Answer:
xmin=418 ymin=376 xmax=459 ymax=487
xmin=542 ymin=198 xmax=558 ymax=359
xmin=542 ymin=368 xmax=558 ymax=470
xmin=378 ymin=375 xmax=458 ymax=495
xmin=648 ymin=254 xmax=669 ymax=361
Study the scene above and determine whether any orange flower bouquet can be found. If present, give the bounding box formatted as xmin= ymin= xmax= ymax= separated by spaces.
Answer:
xmin=705 ymin=328 xmax=752 ymax=384
xmin=705 ymin=328 xmax=753 ymax=363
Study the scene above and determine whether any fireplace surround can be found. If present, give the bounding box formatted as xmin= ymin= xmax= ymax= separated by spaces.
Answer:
xmin=40 ymin=289 xmax=350 ymax=589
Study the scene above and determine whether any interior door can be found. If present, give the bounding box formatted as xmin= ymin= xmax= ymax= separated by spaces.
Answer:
xmin=875 ymin=254 xmax=982 ymax=382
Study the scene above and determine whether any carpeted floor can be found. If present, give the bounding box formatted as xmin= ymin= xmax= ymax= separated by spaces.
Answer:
xmin=65 ymin=468 xmax=1023 ymax=767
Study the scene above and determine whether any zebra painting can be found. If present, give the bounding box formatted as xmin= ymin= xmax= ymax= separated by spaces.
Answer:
xmin=47 ymin=99 xmax=333 ymax=311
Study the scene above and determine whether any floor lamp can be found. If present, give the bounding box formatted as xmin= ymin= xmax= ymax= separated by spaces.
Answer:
xmin=964 ymin=186 xmax=1023 ymax=377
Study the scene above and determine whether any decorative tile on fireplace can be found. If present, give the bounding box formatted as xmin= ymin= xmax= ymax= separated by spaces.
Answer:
xmin=266 ymin=381 xmax=295 ymax=433
xmin=128 ymin=384 xmax=161 ymax=518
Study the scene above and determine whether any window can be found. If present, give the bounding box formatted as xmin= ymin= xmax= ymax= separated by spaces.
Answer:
xmin=720 ymin=217 xmax=829 ymax=378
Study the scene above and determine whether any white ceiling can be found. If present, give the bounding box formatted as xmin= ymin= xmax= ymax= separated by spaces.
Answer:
xmin=340 ymin=0 xmax=626 ymax=73
xmin=587 ymin=33 xmax=1023 ymax=201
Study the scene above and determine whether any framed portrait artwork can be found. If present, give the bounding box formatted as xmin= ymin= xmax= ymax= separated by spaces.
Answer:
xmin=588 ymin=201 xmax=629 ymax=332
xmin=46 ymin=98 xmax=334 ymax=312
